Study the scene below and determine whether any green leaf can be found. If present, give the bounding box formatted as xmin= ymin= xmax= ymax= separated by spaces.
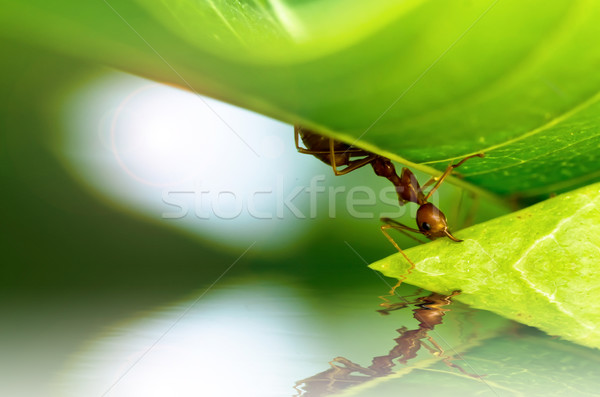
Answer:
xmin=2 ymin=0 xmax=600 ymax=198
xmin=370 ymin=182 xmax=600 ymax=349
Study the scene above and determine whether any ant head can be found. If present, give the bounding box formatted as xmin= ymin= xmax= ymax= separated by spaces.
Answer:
xmin=416 ymin=203 xmax=462 ymax=242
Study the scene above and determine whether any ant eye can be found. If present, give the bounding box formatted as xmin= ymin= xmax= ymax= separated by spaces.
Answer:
xmin=421 ymin=222 xmax=431 ymax=231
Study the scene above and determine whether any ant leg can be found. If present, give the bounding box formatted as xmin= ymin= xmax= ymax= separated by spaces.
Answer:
xmin=438 ymin=350 xmax=484 ymax=378
xmin=446 ymin=290 xmax=461 ymax=300
xmin=420 ymin=292 xmax=483 ymax=378
xmin=294 ymin=126 xmax=303 ymax=152
xmin=419 ymin=335 xmax=483 ymax=378
xmin=294 ymin=127 xmax=329 ymax=154
xmin=379 ymin=220 xmax=425 ymax=303
xmin=381 ymin=218 xmax=426 ymax=244
xmin=333 ymin=157 xmax=376 ymax=175
xmin=450 ymin=189 xmax=465 ymax=231
xmin=423 ymin=153 xmax=484 ymax=202
xmin=449 ymin=188 xmax=480 ymax=232
xmin=295 ymin=128 xmax=376 ymax=174
xmin=377 ymin=287 xmax=426 ymax=314
xmin=329 ymin=138 xmax=377 ymax=175
xmin=419 ymin=338 xmax=443 ymax=357
xmin=376 ymin=302 xmax=410 ymax=315
xmin=332 ymin=357 xmax=377 ymax=376
xmin=420 ymin=175 xmax=439 ymax=191
xmin=460 ymin=191 xmax=480 ymax=229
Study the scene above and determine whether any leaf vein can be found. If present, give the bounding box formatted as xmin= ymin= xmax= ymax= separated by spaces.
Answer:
xmin=463 ymin=134 xmax=600 ymax=177
xmin=512 ymin=202 xmax=597 ymax=330
xmin=423 ymin=88 xmax=600 ymax=165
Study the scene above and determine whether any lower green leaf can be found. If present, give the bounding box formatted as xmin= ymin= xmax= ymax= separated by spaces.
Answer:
xmin=370 ymin=182 xmax=600 ymax=349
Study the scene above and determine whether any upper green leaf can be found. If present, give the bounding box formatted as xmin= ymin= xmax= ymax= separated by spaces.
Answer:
xmin=2 ymin=0 xmax=600 ymax=198
xmin=370 ymin=182 xmax=600 ymax=349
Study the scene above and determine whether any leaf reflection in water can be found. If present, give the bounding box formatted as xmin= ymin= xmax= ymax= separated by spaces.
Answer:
xmin=294 ymin=291 xmax=481 ymax=396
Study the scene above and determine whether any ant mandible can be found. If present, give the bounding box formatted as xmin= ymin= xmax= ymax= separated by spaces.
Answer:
xmin=295 ymin=125 xmax=484 ymax=260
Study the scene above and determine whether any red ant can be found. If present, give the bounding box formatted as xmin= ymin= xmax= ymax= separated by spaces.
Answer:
xmin=295 ymin=125 xmax=484 ymax=252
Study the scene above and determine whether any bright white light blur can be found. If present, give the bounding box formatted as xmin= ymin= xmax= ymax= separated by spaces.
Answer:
xmin=60 ymin=72 xmax=322 ymax=251
xmin=55 ymin=282 xmax=324 ymax=397
xmin=109 ymin=84 xmax=209 ymax=186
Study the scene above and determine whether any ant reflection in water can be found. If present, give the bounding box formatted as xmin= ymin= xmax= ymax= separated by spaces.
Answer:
xmin=293 ymin=291 xmax=481 ymax=397
xmin=295 ymin=125 xmax=483 ymax=286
